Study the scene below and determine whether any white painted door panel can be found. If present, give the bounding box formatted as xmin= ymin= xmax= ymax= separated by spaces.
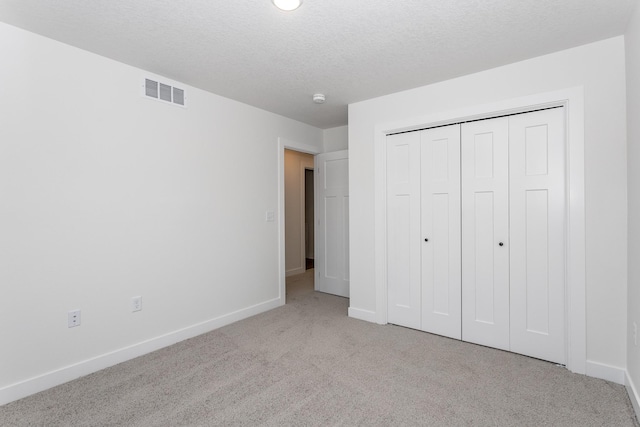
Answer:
xmin=461 ymin=117 xmax=510 ymax=351
xmin=387 ymin=132 xmax=421 ymax=329
xmin=316 ymin=150 xmax=349 ymax=298
xmin=509 ymin=108 xmax=566 ymax=364
xmin=385 ymin=108 xmax=567 ymax=365
xmin=420 ymin=125 xmax=462 ymax=339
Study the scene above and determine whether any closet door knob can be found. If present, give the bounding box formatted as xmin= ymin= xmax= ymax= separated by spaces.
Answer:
xmin=424 ymin=238 xmax=429 ymax=242
xmin=499 ymin=242 xmax=504 ymax=246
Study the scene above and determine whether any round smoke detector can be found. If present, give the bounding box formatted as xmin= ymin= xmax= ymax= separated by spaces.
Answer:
xmin=313 ymin=93 xmax=326 ymax=104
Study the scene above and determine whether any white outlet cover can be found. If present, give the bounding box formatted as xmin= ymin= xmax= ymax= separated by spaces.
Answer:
xmin=68 ymin=309 xmax=81 ymax=328
xmin=132 ymin=296 xmax=142 ymax=312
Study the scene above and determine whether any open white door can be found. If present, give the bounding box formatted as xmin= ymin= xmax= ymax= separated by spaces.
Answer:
xmin=316 ymin=150 xmax=350 ymax=297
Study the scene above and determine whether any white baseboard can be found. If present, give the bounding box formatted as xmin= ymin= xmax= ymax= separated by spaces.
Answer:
xmin=627 ymin=371 xmax=640 ymax=421
xmin=0 ymin=297 xmax=283 ymax=406
xmin=585 ymin=360 xmax=626 ymax=385
xmin=348 ymin=306 xmax=377 ymax=323
xmin=286 ymin=267 xmax=305 ymax=277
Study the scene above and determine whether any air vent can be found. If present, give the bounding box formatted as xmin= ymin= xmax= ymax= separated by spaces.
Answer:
xmin=145 ymin=79 xmax=158 ymax=98
xmin=173 ymin=87 xmax=185 ymax=106
xmin=159 ymin=83 xmax=172 ymax=102
xmin=143 ymin=78 xmax=186 ymax=107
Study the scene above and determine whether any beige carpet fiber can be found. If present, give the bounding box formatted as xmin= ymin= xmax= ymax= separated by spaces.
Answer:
xmin=1 ymin=269 xmax=638 ymax=426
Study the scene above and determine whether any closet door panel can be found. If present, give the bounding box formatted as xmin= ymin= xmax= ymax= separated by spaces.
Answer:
xmin=509 ymin=108 xmax=566 ymax=364
xmin=387 ymin=132 xmax=421 ymax=329
xmin=420 ymin=125 xmax=461 ymax=339
xmin=461 ymin=117 xmax=510 ymax=351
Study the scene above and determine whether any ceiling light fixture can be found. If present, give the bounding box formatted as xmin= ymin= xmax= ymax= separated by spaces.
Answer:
xmin=313 ymin=93 xmax=326 ymax=104
xmin=272 ymin=0 xmax=303 ymax=11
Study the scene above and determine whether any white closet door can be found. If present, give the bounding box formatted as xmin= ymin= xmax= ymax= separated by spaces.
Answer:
xmin=387 ymin=132 xmax=421 ymax=329
xmin=509 ymin=108 xmax=566 ymax=364
xmin=420 ymin=125 xmax=462 ymax=339
xmin=316 ymin=150 xmax=350 ymax=298
xmin=461 ymin=117 xmax=510 ymax=351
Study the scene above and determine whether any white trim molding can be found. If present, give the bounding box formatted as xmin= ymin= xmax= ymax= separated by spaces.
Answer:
xmin=286 ymin=267 xmax=306 ymax=277
xmin=348 ymin=307 xmax=378 ymax=323
xmin=626 ymin=371 xmax=640 ymax=421
xmin=584 ymin=360 xmax=626 ymax=385
xmin=0 ymin=297 xmax=282 ymax=406
xmin=371 ymin=87 xmax=586 ymax=375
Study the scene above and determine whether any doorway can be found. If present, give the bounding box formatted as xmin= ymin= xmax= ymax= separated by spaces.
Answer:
xmin=278 ymin=139 xmax=350 ymax=304
xmin=284 ymin=149 xmax=315 ymax=300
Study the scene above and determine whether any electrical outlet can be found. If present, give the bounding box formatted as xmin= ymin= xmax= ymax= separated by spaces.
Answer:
xmin=131 ymin=296 xmax=142 ymax=312
xmin=68 ymin=309 xmax=81 ymax=328
xmin=634 ymin=322 xmax=638 ymax=346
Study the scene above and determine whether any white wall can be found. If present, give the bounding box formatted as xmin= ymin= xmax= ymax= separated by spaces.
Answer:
xmin=349 ymin=37 xmax=628 ymax=374
xmin=284 ymin=149 xmax=314 ymax=275
xmin=323 ymin=125 xmax=349 ymax=152
xmin=0 ymin=22 xmax=322 ymax=404
xmin=626 ymin=0 xmax=640 ymax=414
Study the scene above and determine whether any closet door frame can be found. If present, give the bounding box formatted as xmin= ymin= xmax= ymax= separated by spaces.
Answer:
xmin=372 ymin=87 xmax=586 ymax=375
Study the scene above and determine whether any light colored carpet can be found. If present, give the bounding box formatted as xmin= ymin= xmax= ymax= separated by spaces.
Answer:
xmin=1 ymin=268 xmax=638 ymax=426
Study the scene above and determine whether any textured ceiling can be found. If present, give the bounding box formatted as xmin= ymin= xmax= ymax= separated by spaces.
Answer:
xmin=0 ymin=0 xmax=636 ymax=128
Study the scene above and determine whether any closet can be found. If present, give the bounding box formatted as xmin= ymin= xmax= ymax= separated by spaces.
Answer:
xmin=386 ymin=107 xmax=565 ymax=364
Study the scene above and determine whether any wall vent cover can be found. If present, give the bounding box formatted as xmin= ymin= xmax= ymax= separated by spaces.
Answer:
xmin=144 ymin=78 xmax=186 ymax=107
